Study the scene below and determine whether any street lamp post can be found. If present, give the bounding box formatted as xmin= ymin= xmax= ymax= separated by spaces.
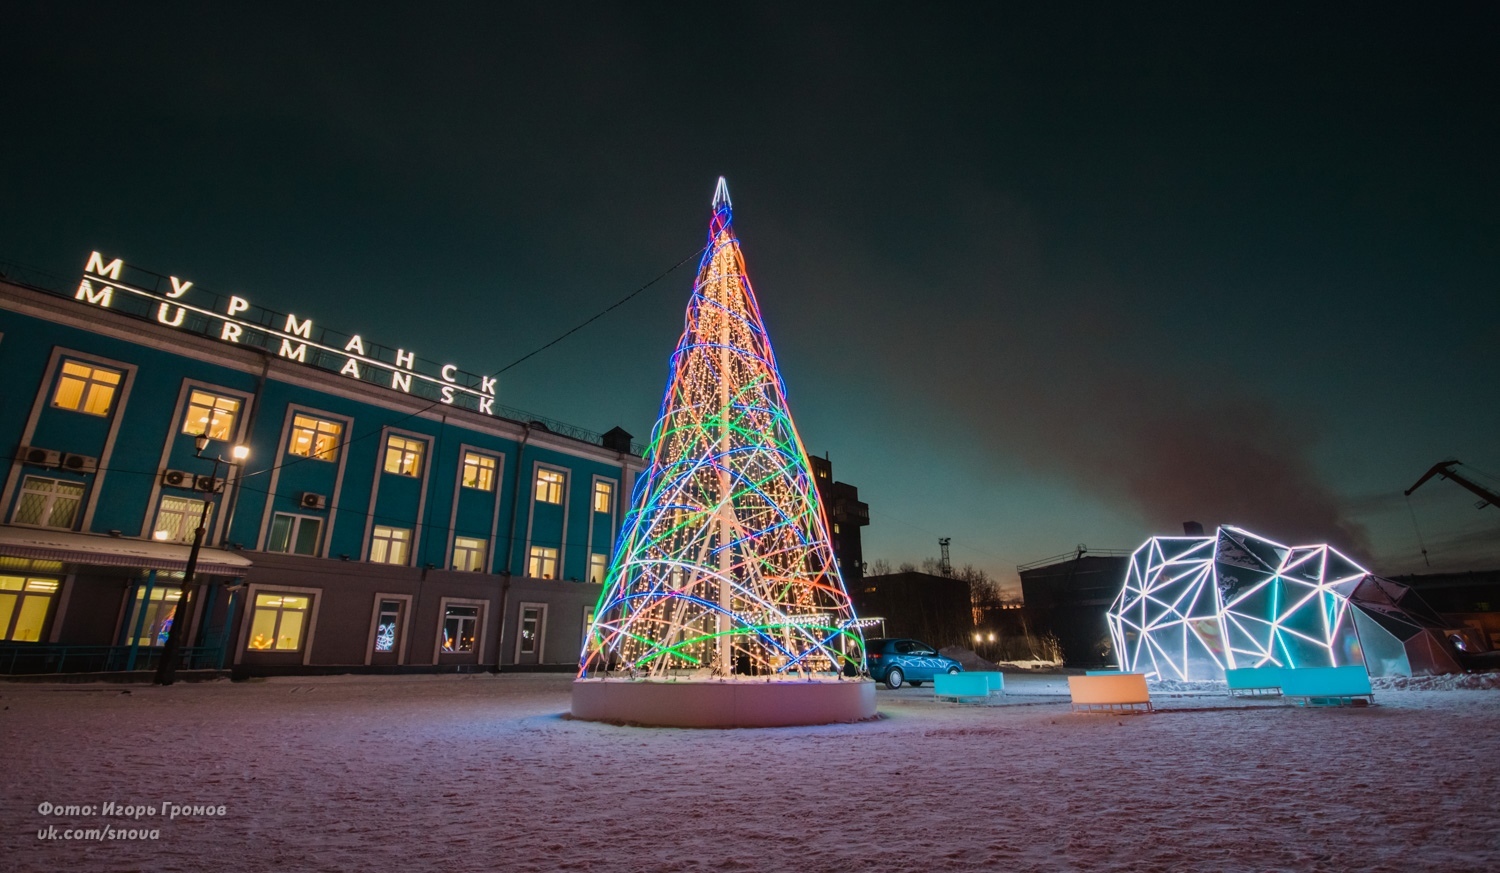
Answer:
xmin=154 ymin=435 xmax=248 ymax=686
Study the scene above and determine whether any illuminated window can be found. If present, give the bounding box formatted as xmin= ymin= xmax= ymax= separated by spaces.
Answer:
xmin=461 ymin=452 xmax=497 ymax=491
xmin=11 ymin=477 xmax=84 ymax=529
xmin=153 ymin=495 xmax=210 ymax=544
xmin=246 ymin=592 xmax=310 ymax=651
xmin=588 ymin=552 xmax=608 ymax=584
xmin=124 ymin=585 xmax=182 ymax=647
xmin=519 ymin=605 xmax=543 ymax=654
xmin=0 ymin=576 xmax=60 ymax=642
xmin=370 ymin=525 xmax=411 ymax=565
xmin=383 ymin=434 xmax=425 ymax=476
xmin=52 ymin=360 xmax=122 ymax=416
xmin=267 ymin=513 xmax=322 ymax=556
xmin=182 ymin=390 xmax=241 ymax=441
xmin=453 ymin=536 xmax=486 ymax=572
xmin=593 ymin=480 xmax=613 ymax=514
xmin=534 ymin=469 xmax=564 ymax=504
xmin=373 ymin=599 xmax=403 ymax=654
xmin=287 ymin=414 xmax=342 ymax=461
xmin=528 ymin=546 xmax=558 ymax=579
xmin=442 ymin=604 xmax=479 ymax=653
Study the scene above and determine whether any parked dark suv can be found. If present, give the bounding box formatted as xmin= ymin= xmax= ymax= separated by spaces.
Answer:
xmin=865 ymin=638 xmax=962 ymax=689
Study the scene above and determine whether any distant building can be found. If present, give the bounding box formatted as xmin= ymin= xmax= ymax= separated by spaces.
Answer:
xmin=1017 ymin=549 xmax=1130 ymax=668
xmin=849 ymin=571 xmax=970 ymax=648
xmin=1394 ymin=568 xmax=1500 ymax=654
xmin=808 ymin=454 xmax=868 ymax=583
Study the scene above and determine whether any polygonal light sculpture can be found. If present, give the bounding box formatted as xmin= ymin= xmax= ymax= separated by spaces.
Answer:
xmin=1108 ymin=526 xmax=1366 ymax=680
xmin=1214 ymin=526 xmax=1365 ymax=673
xmin=1108 ymin=535 xmax=1227 ymax=681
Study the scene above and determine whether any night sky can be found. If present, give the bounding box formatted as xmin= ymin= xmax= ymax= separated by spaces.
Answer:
xmin=4 ymin=3 xmax=1497 ymax=590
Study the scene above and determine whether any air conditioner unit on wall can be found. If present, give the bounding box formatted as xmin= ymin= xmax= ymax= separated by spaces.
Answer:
xmin=300 ymin=492 xmax=328 ymax=510
xmin=194 ymin=475 xmax=225 ymax=493
xmin=61 ymin=453 xmax=98 ymax=474
xmin=162 ymin=469 xmax=193 ymax=488
xmin=18 ymin=446 xmax=62 ymax=467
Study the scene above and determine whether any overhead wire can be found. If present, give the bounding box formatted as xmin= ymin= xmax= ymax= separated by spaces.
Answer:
xmin=1405 ymin=494 xmax=1431 ymax=568
xmin=237 ymin=243 xmax=708 ymax=481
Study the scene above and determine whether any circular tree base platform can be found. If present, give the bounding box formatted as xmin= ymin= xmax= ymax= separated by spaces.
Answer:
xmin=571 ymin=678 xmax=877 ymax=728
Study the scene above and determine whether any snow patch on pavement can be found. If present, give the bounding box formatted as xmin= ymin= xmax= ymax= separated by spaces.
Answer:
xmin=2 ymin=672 xmax=1497 ymax=872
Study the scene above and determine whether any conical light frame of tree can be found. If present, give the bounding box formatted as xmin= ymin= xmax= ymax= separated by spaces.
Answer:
xmin=580 ymin=179 xmax=865 ymax=681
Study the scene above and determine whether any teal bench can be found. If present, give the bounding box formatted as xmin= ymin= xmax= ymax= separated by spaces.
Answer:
xmin=980 ymin=671 xmax=1004 ymax=694
xmin=1279 ymin=665 xmax=1373 ymax=707
xmin=1225 ymin=666 xmax=1286 ymax=697
xmin=932 ymin=672 xmax=994 ymax=702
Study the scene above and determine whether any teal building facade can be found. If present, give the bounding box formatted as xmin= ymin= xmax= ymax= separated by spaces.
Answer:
xmin=0 ymin=254 xmax=645 ymax=675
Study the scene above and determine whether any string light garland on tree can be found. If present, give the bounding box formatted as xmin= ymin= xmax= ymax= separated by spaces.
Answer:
xmin=580 ymin=178 xmax=865 ymax=681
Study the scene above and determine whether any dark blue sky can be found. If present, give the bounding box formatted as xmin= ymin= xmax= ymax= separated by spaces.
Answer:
xmin=4 ymin=3 xmax=1497 ymax=588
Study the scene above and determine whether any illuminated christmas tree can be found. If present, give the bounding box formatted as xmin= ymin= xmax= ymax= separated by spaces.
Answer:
xmin=581 ymin=178 xmax=864 ymax=679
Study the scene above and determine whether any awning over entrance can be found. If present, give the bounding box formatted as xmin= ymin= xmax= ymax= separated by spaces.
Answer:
xmin=0 ymin=527 xmax=253 ymax=576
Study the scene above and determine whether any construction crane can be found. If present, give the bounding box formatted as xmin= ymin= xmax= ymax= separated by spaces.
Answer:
xmin=1405 ymin=460 xmax=1499 ymax=510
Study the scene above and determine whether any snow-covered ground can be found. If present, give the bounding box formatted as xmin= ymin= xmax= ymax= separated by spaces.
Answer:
xmin=3 ymin=672 xmax=1499 ymax=872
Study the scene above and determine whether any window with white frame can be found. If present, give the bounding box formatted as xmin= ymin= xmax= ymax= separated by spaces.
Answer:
xmin=267 ymin=513 xmax=323 ymax=556
xmin=528 ymin=546 xmax=558 ymax=580
xmin=287 ymin=414 xmax=342 ymax=461
xmin=182 ymin=389 xmax=241 ymax=441
xmin=154 ymin=495 xmax=210 ymax=544
xmin=383 ymin=434 xmax=425 ymax=476
xmin=519 ymin=605 xmax=543 ymax=655
xmin=11 ymin=477 xmax=84 ymax=529
xmin=0 ymin=576 xmax=60 ymax=642
xmin=534 ymin=468 xmax=564 ymax=504
xmin=246 ymin=592 xmax=310 ymax=651
xmin=52 ymin=360 xmax=122 ymax=416
xmin=373 ymin=598 xmax=403 ymax=654
xmin=593 ymin=480 xmax=613 ymax=514
xmin=461 ymin=452 xmax=496 ymax=491
xmin=452 ymin=536 xmax=486 ymax=572
xmin=370 ymin=525 xmax=411 ymax=565
xmin=441 ymin=604 xmax=479 ymax=653
xmin=588 ymin=552 xmax=608 ymax=584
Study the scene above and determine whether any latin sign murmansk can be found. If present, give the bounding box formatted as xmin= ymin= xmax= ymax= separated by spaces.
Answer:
xmin=74 ymin=251 xmax=503 ymax=415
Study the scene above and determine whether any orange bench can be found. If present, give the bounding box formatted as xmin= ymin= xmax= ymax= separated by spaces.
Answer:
xmin=1067 ymin=673 xmax=1153 ymax=713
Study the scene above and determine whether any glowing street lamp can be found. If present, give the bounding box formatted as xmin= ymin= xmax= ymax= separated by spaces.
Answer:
xmin=153 ymin=435 xmax=249 ymax=686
